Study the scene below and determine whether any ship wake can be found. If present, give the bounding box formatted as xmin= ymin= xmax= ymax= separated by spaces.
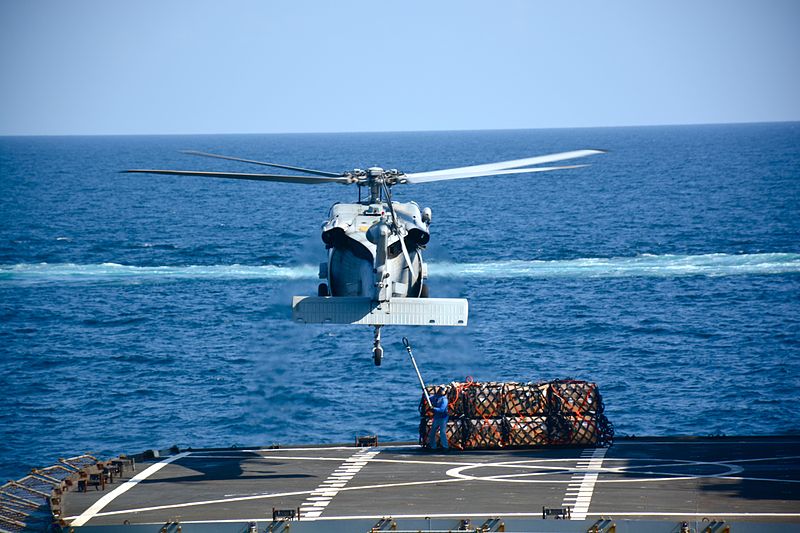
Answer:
xmin=2 ymin=253 xmax=799 ymax=284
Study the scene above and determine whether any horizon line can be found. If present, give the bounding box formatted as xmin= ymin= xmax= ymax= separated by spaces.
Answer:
xmin=0 ymin=119 xmax=798 ymax=139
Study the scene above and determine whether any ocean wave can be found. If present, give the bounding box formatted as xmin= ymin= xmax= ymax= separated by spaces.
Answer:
xmin=428 ymin=253 xmax=800 ymax=279
xmin=1 ymin=253 xmax=799 ymax=284
xmin=0 ymin=263 xmax=317 ymax=283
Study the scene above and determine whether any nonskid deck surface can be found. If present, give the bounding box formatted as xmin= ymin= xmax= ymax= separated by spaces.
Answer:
xmin=64 ymin=437 xmax=800 ymax=531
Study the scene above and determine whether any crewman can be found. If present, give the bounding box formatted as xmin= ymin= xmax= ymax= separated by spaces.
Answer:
xmin=427 ymin=386 xmax=449 ymax=450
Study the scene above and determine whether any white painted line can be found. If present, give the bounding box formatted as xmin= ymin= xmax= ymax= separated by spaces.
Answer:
xmin=132 ymin=511 xmax=800 ymax=525
xmin=589 ymin=512 xmax=800 ymax=517
xmin=64 ymin=477 xmax=465 ymax=521
xmin=718 ymin=476 xmax=800 ymax=484
xmin=615 ymin=440 xmax=800 ymax=446
xmin=73 ymin=446 xmax=796 ymax=523
xmin=184 ymin=455 xmax=273 ymax=459
xmin=250 ymin=446 xmax=359 ymax=452
xmin=63 ymin=488 xmax=318 ymax=519
xmin=297 ymin=447 xmax=381 ymax=521
xmin=69 ymin=452 xmax=191 ymax=527
xmin=561 ymin=447 xmax=607 ymax=520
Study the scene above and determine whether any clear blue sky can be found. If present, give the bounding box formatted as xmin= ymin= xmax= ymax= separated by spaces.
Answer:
xmin=1 ymin=0 xmax=798 ymax=135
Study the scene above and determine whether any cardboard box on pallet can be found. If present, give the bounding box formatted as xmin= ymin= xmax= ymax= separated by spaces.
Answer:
xmin=505 ymin=416 xmax=549 ymax=447
xmin=461 ymin=382 xmax=505 ymax=418
xmin=504 ymin=383 xmax=549 ymax=417
xmin=549 ymin=380 xmax=600 ymax=415
xmin=419 ymin=418 xmax=465 ymax=450
xmin=462 ymin=418 xmax=506 ymax=450
xmin=419 ymin=379 xmax=614 ymax=449
xmin=548 ymin=414 xmax=606 ymax=446
xmin=419 ymin=382 xmax=466 ymax=418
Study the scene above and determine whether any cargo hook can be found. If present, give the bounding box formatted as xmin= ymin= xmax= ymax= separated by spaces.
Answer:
xmin=372 ymin=325 xmax=383 ymax=366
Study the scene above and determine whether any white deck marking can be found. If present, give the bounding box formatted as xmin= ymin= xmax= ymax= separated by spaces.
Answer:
xmin=562 ymin=447 xmax=606 ymax=520
xmin=298 ymin=447 xmax=380 ymax=520
xmin=205 ymin=444 xmax=421 ymax=451
xmin=64 ymin=448 xmax=799 ymax=522
xmin=65 ymin=475 xmax=467 ymax=520
xmin=69 ymin=452 xmax=190 ymax=527
xmin=159 ymin=511 xmax=800 ymax=524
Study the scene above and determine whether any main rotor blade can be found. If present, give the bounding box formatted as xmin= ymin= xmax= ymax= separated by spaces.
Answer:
xmin=181 ymin=150 xmax=344 ymax=178
xmin=403 ymin=164 xmax=590 ymax=184
xmin=403 ymin=149 xmax=605 ymax=183
xmin=122 ymin=169 xmax=353 ymax=184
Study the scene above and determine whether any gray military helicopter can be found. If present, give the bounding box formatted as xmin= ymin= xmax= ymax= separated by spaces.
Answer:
xmin=125 ymin=148 xmax=604 ymax=365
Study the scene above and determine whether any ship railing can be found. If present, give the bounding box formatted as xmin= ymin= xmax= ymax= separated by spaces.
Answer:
xmin=0 ymin=452 xmax=137 ymax=531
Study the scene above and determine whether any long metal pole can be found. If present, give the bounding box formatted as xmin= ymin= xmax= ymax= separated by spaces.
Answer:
xmin=403 ymin=337 xmax=432 ymax=409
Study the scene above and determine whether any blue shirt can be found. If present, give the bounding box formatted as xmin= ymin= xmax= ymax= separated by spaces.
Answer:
xmin=431 ymin=393 xmax=449 ymax=420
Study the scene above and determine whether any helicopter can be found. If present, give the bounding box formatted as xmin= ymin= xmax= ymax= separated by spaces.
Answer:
xmin=125 ymin=148 xmax=605 ymax=365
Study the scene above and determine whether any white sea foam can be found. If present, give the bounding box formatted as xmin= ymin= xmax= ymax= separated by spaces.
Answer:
xmin=428 ymin=253 xmax=800 ymax=279
xmin=1 ymin=253 xmax=799 ymax=284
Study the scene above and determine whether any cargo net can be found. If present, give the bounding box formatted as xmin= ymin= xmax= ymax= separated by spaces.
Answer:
xmin=419 ymin=379 xmax=614 ymax=449
xmin=419 ymin=418 xmax=466 ymax=450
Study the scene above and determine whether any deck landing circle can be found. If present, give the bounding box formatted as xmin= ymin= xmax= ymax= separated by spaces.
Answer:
xmin=446 ymin=456 xmax=744 ymax=483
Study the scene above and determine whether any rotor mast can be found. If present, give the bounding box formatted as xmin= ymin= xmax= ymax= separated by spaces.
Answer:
xmin=358 ymin=167 xmax=405 ymax=204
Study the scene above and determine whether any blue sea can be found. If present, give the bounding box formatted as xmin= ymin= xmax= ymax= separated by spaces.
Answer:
xmin=1 ymin=123 xmax=799 ymax=481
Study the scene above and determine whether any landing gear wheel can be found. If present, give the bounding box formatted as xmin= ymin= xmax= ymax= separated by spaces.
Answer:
xmin=420 ymin=283 xmax=429 ymax=298
xmin=317 ymin=283 xmax=329 ymax=297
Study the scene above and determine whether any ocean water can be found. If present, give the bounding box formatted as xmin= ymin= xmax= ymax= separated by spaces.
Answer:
xmin=1 ymin=123 xmax=799 ymax=480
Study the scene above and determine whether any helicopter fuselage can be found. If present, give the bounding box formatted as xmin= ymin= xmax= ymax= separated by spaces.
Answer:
xmin=320 ymin=200 xmax=431 ymax=301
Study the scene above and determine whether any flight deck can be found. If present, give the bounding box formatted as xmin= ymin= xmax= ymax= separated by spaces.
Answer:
xmin=60 ymin=436 xmax=800 ymax=532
